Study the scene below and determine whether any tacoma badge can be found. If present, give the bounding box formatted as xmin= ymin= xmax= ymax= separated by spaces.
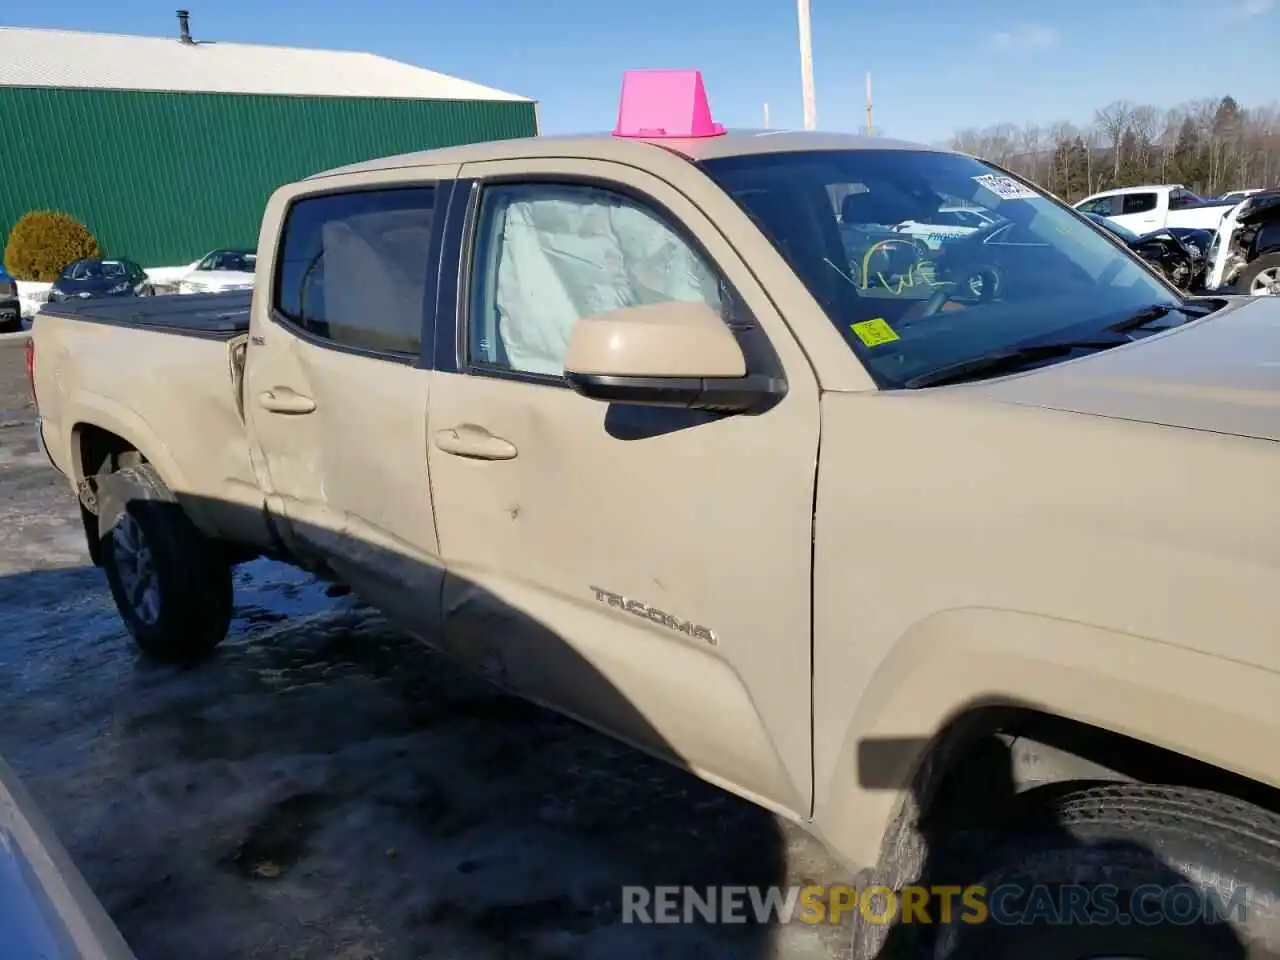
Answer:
xmin=590 ymin=586 xmax=718 ymax=646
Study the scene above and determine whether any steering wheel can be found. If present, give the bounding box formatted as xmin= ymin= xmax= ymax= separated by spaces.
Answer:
xmin=900 ymin=263 xmax=1004 ymax=324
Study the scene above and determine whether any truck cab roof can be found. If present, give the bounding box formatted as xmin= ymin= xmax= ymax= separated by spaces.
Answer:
xmin=308 ymin=129 xmax=951 ymax=180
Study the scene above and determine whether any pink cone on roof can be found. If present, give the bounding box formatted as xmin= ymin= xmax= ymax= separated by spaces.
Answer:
xmin=613 ymin=69 xmax=726 ymax=139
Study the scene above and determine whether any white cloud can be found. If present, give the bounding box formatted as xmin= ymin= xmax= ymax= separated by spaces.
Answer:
xmin=1223 ymin=0 xmax=1274 ymax=20
xmin=989 ymin=24 xmax=1059 ymax=50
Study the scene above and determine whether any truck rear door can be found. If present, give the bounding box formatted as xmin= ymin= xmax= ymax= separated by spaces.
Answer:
xmin=242 ymin=165 xmax=459 ymax=629
xmin=423 ymin=158 xmax=822 ymax=818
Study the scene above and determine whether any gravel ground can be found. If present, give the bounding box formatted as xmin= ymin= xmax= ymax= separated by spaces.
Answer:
xmin=0 ymin=334 xmax=852 ymax=960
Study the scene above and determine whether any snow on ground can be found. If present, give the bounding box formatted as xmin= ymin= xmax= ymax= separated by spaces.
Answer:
xmin=0 ymin=339 xmax=853 ymax=960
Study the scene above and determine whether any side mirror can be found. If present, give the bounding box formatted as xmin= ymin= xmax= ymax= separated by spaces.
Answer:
xmin=563 ymin=301 xmax=780 ymax=412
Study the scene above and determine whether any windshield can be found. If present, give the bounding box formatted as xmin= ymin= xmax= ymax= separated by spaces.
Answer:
xmin=67 ymin=261 xmax=125 ymax=280
xmin=699 ymin=149 xmax=1178 ymax=389
xmin=199 ymin=251 xmax=255 ymax=272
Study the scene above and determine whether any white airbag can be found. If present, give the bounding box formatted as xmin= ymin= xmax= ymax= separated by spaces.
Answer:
xmin=490 ymin=191 xmax=721 ymax=375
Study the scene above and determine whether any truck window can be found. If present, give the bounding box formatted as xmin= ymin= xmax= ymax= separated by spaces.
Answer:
xmin=465 ymin=182 xmax=723 ymax=377
xmin=1168 ymin=189 xmax=1200 ymax=210
xmin=273 ymin=186 xmax=437 ymax=356
xmin=1121 ymin=193 xmax=1157 ymax=215
xmin=1077 ymin=197 xmax=1115 ymax=216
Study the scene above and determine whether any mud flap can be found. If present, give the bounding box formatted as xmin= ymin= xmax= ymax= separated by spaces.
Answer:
xmin=77 ymin=474 xmax=107 ymax=566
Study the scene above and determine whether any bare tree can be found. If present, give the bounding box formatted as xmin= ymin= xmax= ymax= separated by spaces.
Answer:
xmin=1129 ymin=105 xmax=1160 ymax=173
xmin=1019 ymin=123 xmax=1043 ymax=183
xmin=950 ymin=93 xmax=1280 ymax=201
xmin=1094 ymin=101 xmax=1135 ymax=183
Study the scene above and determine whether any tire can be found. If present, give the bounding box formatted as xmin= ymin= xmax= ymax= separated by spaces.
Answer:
xmin=933 ymin=783 xmax=1280 ymax=959
xmin=1236 ymin=253 xmax=1280 ymax=296
xmin=97 ymin=464 xmax=233 ymax=661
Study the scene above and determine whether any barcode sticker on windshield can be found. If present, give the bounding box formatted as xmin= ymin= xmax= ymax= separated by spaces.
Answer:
xmin=973 ymin=174 xmax=1038 ymax=201
xmin=851 ymin=317 xmax=900 ymax=347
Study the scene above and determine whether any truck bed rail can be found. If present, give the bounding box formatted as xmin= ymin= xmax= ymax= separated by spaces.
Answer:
xmin=38 ymin=291 xmax=251 ymax=339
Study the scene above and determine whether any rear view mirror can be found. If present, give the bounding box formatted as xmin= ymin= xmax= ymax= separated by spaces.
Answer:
xmin=563 ymin=301 xmax=780 ymax=412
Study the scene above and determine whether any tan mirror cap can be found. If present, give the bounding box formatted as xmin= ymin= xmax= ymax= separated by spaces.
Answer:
xmin=564 ymin=301 xmax=747 ymax=379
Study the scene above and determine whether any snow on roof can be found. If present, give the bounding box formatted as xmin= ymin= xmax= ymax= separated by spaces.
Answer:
xmin=0 ymin=26 xmax=530 ymax=102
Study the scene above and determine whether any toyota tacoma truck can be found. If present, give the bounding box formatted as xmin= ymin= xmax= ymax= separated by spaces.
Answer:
xmin=27 ymin=71 xmax=1280 ymax=959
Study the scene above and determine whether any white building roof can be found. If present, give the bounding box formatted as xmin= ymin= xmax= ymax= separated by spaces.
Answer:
xmin=0 ymin=25 xmax=530 ymax=102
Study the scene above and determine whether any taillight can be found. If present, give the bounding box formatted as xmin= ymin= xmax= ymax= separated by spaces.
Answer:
xmin=25 ymin=337 xmax=36 ymax=407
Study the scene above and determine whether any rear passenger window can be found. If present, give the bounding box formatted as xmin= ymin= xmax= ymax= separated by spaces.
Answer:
xmin=274 ymin=186 xmax=436 ymax=356
xmin=1121 ymin=193 xmax=1157 ymax=215
xmin=466 ymin=182 xmax=723 ymax=377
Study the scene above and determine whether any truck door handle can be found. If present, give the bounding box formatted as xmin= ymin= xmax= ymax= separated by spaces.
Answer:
xmin=258 ymin=388 xmax=316 ymax=415
xmin=432 ymin=424 xmax=517 ymax=461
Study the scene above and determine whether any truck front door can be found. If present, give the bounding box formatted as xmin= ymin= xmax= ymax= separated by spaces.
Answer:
xmin=424 ymin=159 xmax=821 ymax=817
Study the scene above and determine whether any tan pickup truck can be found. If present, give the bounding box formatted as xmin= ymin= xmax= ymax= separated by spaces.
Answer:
xmin=28 ymin=127 xmax=1280 ymax=957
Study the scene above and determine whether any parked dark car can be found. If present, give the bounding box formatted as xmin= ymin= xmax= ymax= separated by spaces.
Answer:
xmin=1082 ymin=212 xmax=1211 ymax=292
xmin=46 ymin=259 xmax=154 ymax=304
xmin=0 ymin=264 xmax=19 ymax=332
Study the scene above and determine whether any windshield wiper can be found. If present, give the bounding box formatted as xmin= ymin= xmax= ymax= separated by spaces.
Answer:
xmin=1106 ymin=299 xmax=1219 ymax=334
xmin=904 ymin=337 xmax=1126 ymax=389
xmin=1107 ymin=303 xmax=1176 ymax=333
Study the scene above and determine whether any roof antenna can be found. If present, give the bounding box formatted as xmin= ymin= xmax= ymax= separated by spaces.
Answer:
xmin=177 ymin=9 xmax=194 ymax=45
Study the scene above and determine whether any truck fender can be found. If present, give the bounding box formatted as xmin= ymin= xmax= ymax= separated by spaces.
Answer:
xmin=813 ymin=607 xmax=1280 ymax=873
xmin=67 ymin=392 xmax=192 ymax=508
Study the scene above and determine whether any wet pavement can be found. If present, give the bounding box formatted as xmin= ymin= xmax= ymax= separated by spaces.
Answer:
xmin=0 ymin=336 xmax=851 ymax=959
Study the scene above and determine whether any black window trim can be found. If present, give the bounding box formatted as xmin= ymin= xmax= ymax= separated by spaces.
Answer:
xmin=445 ymin=172 xmax=786 ymax=392
xmin=267 ymin=179 xmax=453 ymax=369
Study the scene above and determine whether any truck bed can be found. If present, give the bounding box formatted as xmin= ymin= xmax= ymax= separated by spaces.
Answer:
xmin=38 ymin=291 xmax=250 ymax=339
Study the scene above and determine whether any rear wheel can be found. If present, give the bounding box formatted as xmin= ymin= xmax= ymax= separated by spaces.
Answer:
xmin=932 ymin=783 xmax=1280 ymax=959
xmin=97 ymin=464 xmax=233 ymax=661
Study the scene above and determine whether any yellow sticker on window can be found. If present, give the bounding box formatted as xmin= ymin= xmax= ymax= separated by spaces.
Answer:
xmin=850 ymin=317 xmax=900 ymax=347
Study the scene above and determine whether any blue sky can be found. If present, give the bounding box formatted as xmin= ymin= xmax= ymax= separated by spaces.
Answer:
xmin=6 ymin=0 xmax=1279 ymax=144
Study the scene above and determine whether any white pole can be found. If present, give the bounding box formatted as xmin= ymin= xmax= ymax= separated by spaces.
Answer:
xmin=763 ymin=102 xmax=770 ymax=128
xmin=797 ymin=0 xmax=816 ymax=130
xmin=865 ymin=72 xmax=873 ymax=136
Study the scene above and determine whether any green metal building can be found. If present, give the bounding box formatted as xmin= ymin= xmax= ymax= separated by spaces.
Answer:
xmin=0 ymin=18 xmax=537 ymax=266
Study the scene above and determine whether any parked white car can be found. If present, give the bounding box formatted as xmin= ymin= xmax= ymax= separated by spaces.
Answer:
xmin=1074 ymin=184 xmax=1235 ymax=234
xmin=177 ymin=249 xmax=257 ymax=295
